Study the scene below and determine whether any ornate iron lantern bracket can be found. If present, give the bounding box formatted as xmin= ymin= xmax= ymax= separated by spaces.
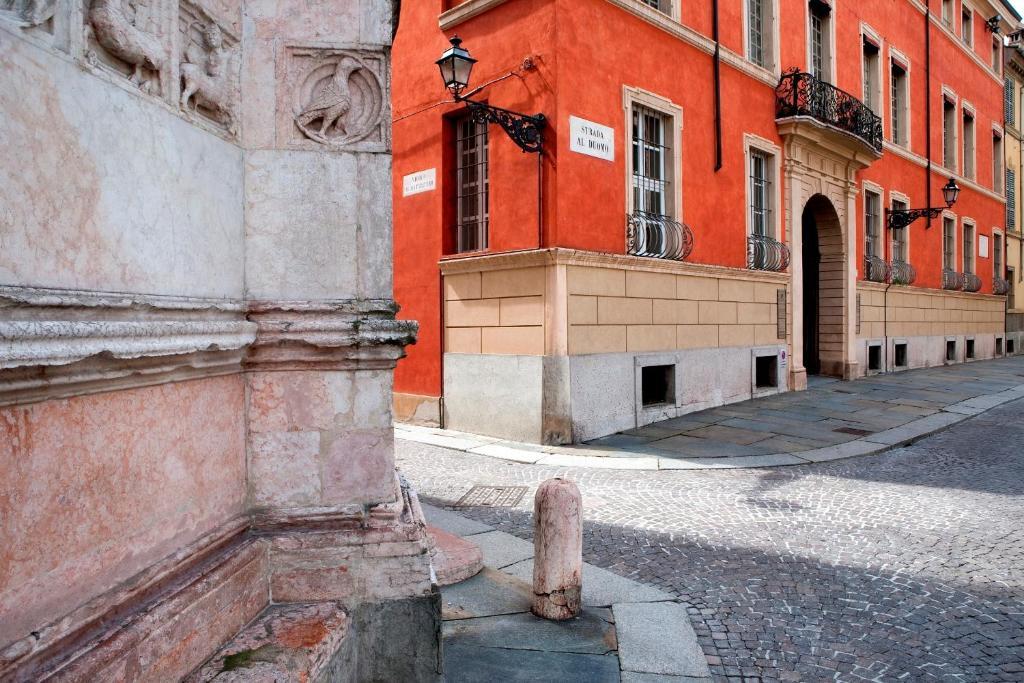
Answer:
xmin=461 ymin=96 xmax=546 ymax=154
xmin=885 ymin=206 xmax=945 ymax=230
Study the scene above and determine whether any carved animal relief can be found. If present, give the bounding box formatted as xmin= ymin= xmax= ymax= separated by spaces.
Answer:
xmin=178 ymin=2 xmax=239 ymax=135
xmin=287 ymin=48 xmax=387 ymax=151
xmin=86 ymin=0 xmax=170 ymax=94
xmin=0 ymin=0 xmax=56 ymax=29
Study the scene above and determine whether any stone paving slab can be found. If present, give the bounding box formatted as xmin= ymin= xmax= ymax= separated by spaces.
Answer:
xmin=395 ymin=356 xmax=1024 ymax=471
xmin=468 ymin=530 xmax=536 ymax=569
xmin=503 ymin=559 xmax=677 ymax=607
xmin=441 ymin=567 xmax=532 ymax=620
xmin=443 ymin=608 xmax=616 ymax=655
xmin=443 ymin=642 xmax=621 ymax=682
xmin=422 ymin=503 xmax=494 ymax=537
xmin=613 ymin=602 xmax=712 ymax=679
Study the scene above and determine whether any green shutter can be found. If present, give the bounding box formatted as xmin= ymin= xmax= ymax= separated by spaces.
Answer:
xmin=1008 ymin=168 xmax=1017 ymax=231
xmin=1006 ymin=78 xmax=1016 ymax=125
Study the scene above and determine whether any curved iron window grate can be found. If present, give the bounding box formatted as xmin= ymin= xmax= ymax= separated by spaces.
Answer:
xmin=994 ymin=277 xmax=1011 ymax=295
xmin=890 ymin=260 xmax=917 ymax=286
xmin=626 ymin=211 xmax=694 ymax=261
xmin=747 ymin=234 xmax=790 ymax=272
xmin=963 ymin=272 xmax=983 ymax=293
xmin=942 ymin=269 xmax=966 ymax=291
xmin=863 ymin=255 xmax=891 ymax=283
xmin=776 ymin=69 xmax=884 ymax=153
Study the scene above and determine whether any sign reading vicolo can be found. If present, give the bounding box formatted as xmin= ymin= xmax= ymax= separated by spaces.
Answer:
xmin=569 ymin=116 xmax=614 ymax=161
xmin=402 ymin=168 xmax=437 ymax=197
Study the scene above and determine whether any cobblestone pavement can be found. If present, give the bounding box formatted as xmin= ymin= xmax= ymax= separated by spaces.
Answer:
xmin=398 ymin=400 xmax=1024 ymax=682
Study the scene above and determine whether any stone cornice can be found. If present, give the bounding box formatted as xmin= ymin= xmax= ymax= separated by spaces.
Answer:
xmin=881 ymin=142 xmax=1008 ymax=205
xmin=439 ymin=248 xmax=791 ymax=285
xmin=857 ymin=280 xmax=1006 ymax=302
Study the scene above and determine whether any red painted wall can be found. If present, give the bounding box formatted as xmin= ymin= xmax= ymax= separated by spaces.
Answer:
xmin=393 ymin=0 xmax=1010 ymax=398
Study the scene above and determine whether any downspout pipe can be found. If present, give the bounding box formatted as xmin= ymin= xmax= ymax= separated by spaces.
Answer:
xmin=926 ymin=0 xmax=933 ymax=226
xmin=713 ymin=0 xmax=723 ymax=171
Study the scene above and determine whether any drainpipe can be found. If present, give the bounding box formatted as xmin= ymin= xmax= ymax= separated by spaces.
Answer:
xmin=713 ymin=0 xmax=723 ymax=171
xmin=926 ymin=1 xmax=933 ymax=225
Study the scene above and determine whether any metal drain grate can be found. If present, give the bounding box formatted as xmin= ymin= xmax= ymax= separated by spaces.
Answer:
xmin=833 ymin=426 xmax=874 ymax=436
xmin=454 ymin=485 xmax=528 ymax=508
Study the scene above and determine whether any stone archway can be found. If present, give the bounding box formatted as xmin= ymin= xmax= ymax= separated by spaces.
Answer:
xmin=801 ymin=194 xmax=845 ymax=377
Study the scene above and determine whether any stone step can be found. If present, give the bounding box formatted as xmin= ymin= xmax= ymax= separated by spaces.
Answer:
xmin=427 ymin=526 xmax=483 ymax=587
xmin=184 ymin=602 xmax=355 ymax=683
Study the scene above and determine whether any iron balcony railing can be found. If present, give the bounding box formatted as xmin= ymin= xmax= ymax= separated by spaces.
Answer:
xmin=626 ymin=211 xmax=694 ymax=261
xmin=746 ymin=234 xmax=790 ymax=272
xmin=942 ymin=269 xmax=965 ymax=291
xmin=963 ymin=272 xmax=982 ymax=293
xmin=775 ymin=69 xmax=884 ymax=153
xmin=994 ymin=277 xmax=1011 ymax=295
xmin=863 ymin=255 xmax=891 ymax=283
xmin=890 ymin=260 xmax=917 ymax=286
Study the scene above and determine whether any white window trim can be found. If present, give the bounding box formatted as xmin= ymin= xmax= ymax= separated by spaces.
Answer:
xmin=742 ymin=0 xmax=780 ymax=72
xmin=962 ymin=100 xmax=977 ymax=180
xmin=806 ymin=0 xmax=837 ymax=84
xmin=992 ymin=36 xmax=1002 ymax=74
xmin=743 ymin=133 xmax=782 ymax=240
xmin=634 ymin=0 xmax=680 ymax=21
xmin=961 ymin=3 xmax=974 ymax=48
xmin=993 ymin=124 xmax=1005 ymax=194
xmin=993 ymin=227 xmax=1004 ymax=277
xmin=860 ymin=23 xmax=883 ymax=116
xmin=889 ymin=48 xmax=911 ymax=148
xmin=962 ymin=216 xmax=977 ymax=274
xmin=889 ymin=190 xmax=912 ymax=262
xmin=942 ymin=210 xmax=959 ymax=271
xmin=863 ymin=181 xmax=884 ymax=260
xmin=942 ymin=87 xmax=959 ymax=173
xmin=623 ymin=86 xmax=684 ymax=220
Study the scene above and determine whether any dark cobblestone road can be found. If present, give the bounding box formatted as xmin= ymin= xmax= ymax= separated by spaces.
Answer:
xmin=397 ymin=399 xmax=1024 ymax=683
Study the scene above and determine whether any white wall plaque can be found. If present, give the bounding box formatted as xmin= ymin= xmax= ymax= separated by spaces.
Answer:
xmin=569 ymin=116 xmax=615 ymax=161
xmin=979 ymin=234 xmax=990 ymax=258
xmin=403 ymin=168 xmax=436 ymax=197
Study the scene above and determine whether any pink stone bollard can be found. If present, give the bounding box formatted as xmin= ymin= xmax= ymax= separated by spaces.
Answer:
xmin=531 ymin=477 xmax=583 ymax=620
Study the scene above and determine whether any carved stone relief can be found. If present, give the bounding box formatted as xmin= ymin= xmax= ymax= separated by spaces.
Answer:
xmin=0 ymin=0 xmax=56 ymax=29
xmin=283 ymin=47 xmax=388 ymax=151
xmin=85 ymin=0 xmax=170 ymax=95
xmin=178 ymin=0 xmax=239 ymax=135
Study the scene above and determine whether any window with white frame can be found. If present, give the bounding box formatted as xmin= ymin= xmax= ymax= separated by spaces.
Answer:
xmin=891 ymin=60 xmax=908 ymax=146
xmin=943 ymin=216 xmax=956 ymax=271
xmin=942 ymin=0 xmax=953 ymax=26
xmin=891 ymin=198 xmax=909 ymax=262
xmin=961 ymin=7 xmax=973 ymax=47
xmin=809 ymin=1 xmax=832 ymax=83
xmin=943 ymin=96 xmax=957 ymax=170
xmin=865 ymin=190 xmax=881 ymax=260
xmin=454 ymin=113 xmax=489 ymax=253
xmin=747 ymin=0 xmax=774 ymax=68
xmin=963 ymin=109 xmax=976 ymax=179
xmin=631 ymin=103 xmax=674 ymax=219
xmin=995 ymin=231 xmax=1004 ymax=280
xmin=963 ymin=222 xmax=975 ymax=274
xmin=994 ymin=132 xmax=1005 ymax=194
xmin=749 ymin=148 xmax=774 ymax=237
xmin=993 ymin=37 xmax=1001 ymax=72
xmin=863 ymin=36 xmax=881 ymax=113
xmin=639 ymin=0 xmax=672 ymax=15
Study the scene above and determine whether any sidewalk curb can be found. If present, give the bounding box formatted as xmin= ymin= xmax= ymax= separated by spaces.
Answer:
xmin=396 ymin=384 xmax=1024 ymax=471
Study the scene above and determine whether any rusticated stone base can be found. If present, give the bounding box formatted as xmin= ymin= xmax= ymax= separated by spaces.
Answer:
xmin=351 ymin=593 xmax=442 ymax=683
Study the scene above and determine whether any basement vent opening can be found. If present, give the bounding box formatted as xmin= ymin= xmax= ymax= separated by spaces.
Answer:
xmin=1008 ymin=339 xmax=1016 ymax=355
xmin=966 ymin=339 xmax=976 ymax=360
xmin=867 ymin=344 xmax=882 ymax=372
xmin=454 ymin=486 xmax=529 ymax=508
xmin=641 ymin=365 xmax=674 ymax=407
xmin=894 ymin=343 xmax=908 ymax=369
xmin=755 ymin=355 xmax=779 ymax=389
xmin=946 ymin=340 xmax=957 ymax=362
xmin=996 ymin=337 xmax=1004 ymax=356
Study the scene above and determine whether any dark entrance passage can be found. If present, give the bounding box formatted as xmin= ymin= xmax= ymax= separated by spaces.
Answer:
xmin=800 ymin=195 xmax=845 ymax=377
xmin=802 ymin=208 xmax=821 ymax=375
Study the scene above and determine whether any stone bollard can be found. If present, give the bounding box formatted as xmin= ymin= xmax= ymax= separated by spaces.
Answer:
xmin=531 ymin=477 xmax=583 ymax=620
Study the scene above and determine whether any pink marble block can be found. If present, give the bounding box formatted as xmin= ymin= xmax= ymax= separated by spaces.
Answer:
xmin=531 ymin=478 xmax=583 ymax=621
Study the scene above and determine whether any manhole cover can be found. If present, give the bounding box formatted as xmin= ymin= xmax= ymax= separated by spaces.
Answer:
xmin=454 ymin=485 xmax=528 ymax=508
xmin=833 ymin=426 xmax=873 ymax=436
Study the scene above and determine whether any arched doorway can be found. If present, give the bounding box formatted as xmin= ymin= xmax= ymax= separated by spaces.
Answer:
xmin=800 ymin=195 xmax=845 ymax=378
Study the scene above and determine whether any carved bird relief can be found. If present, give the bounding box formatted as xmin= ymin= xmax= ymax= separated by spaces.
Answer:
xmin=294 ymin=56 xmax=363 ymax=142
xmin=88 ymin=0 xmax=167 ymax=92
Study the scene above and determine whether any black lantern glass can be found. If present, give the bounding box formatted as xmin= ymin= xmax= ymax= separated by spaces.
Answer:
xmin=942 ymin=178 xmax=961 ymax=207
xmin=436 ymin=36 xmax=476 ymax=97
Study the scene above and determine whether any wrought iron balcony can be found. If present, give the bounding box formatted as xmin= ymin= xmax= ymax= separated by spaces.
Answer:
xmin=942 ymin=269 xmax=965 ymax=290
xmin=890 ymin=260 xmax=917 ymax=286
xmin=963 ymin=272 xmax=982 ymax=293
xmin=746 ymin=234 xmax=790 ymax=272
xmin=863 ymin=255 xmax=891 ymax=283
xmin=994 ymin=277 xmax=1011 ymax=295
xmin=626 ymin=211 xmax=694 ymax=261
xmin=775 ymin=69 xmax=883 ymax=154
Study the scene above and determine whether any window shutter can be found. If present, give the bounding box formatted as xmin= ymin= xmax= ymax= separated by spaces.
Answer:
xmin=1006 ymin=78 xmax=1015 ymax=125
xmin=1008 ymin=169 xmax=1017 ymax=232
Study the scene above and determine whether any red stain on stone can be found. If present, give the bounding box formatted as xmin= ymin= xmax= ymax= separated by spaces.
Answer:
xmin=276 ymin=619 xmax=329 ymax=649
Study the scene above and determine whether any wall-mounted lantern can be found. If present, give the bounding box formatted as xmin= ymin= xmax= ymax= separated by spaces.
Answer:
xmin=886 ymin=178 xmax=961 ymax=229
xmin=986 ymin=15 xmax=1003 ymax=34
xmin=436 ymin=36 xmax=546 ymax=154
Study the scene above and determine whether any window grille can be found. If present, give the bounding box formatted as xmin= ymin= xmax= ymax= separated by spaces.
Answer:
xmin=750 ymin=150 xmax=772 ymax=237
xmin=995 ymin=233 xmax=1004 ymax=277
xmin=632 ymin=104 xmax=673 ymax=219
xmin=891 ymin=200 xmax=908 ymax=262
xmin=994 ymin=134 xmax=1005 ymax=194
xmin=455 ymin=115 xmax=489 ymax=253
xmin=864 ymin=191 xmax=880 ymax=259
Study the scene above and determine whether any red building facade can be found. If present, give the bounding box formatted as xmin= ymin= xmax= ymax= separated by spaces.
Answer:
xmin=392 ymin=0 xmax=1018 ymax=443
